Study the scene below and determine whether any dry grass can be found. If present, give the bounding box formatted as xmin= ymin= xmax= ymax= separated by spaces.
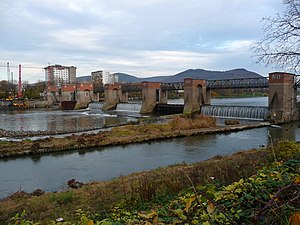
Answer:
xmin=111 ymin=115 xmax=217 ymax=135
xmin=0 ymin=147 xmax=269 ymax=224
xmin=169 ymin=115 xmax=216 ymax=130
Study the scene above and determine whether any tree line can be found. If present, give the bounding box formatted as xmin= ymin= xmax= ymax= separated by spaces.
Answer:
xmin=0 ymin=80 xmax=46 ymax=99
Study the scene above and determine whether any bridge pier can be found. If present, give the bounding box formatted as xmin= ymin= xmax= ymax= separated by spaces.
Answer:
xmin=140 ymin=82 xmax=166 ymax=114
xmin=268 ymin=72 xmax=298 ymax=123
xmin=75 ymin=83 xmax=98 ymax=109
xmin=183 ymin=78 xmax=211 ymax=114
xmin=102 ymin=84 xmax=123 ymax=110
xmin=46 ymin=85 xmax=60 ymax=105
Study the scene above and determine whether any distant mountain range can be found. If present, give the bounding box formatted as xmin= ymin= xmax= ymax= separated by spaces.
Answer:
xmin=77 ymin=68 xmax=263 ymax=83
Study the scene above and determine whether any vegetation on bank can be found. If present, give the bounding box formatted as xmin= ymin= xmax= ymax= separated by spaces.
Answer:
xmin=0 ymin=115 xmax=218 ymax=158
xmin=1 ymin=140 xmax=299 ymax=224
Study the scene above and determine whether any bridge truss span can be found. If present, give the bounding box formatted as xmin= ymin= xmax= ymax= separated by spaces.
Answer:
xmin=294 ymin=75 xmax=300 ymax=88
xmin=207 ymin=77 xmax=269 ymax=89
xmin=160 ymin=77 xmax=269 ymax=91
xmin=161 ymin=82 xmax=184 ymax=91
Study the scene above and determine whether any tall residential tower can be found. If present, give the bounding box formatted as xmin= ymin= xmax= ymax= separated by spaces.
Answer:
xmin=44 ymin=64 xmax=77 ymax=85
xmin=91 ymin=70 xmax=118 ymax=84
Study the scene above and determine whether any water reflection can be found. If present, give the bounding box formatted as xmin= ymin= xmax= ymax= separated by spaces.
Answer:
xmin=0 ymin=108 xmax=138 ymax=132
xmin=268 ymin=121 xmax=300 ymax=143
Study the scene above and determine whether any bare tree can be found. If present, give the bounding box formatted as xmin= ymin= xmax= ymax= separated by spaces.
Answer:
xmin=252 ymin=0 xmax=300 ymax=71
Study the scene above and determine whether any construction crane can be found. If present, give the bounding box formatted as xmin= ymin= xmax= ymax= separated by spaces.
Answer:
xmin=0 ymin=62 xmax=44 ymax=99
xmin=18 ymin=64 xmax=22 ymax=98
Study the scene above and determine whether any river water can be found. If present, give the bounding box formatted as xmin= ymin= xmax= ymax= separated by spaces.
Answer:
xmin=0 ymin=97 xmax=299 ymax=199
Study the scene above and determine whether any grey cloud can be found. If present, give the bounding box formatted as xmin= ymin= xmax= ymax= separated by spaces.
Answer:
xmin=0 ymin=0 xmax=285 ymax=82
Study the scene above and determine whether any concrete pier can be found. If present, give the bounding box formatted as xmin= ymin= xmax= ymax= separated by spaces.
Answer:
xmin=268 ymin=72 xmax=298 ymax=123
xmin=75 ymin=83 xmax=97 ymax=109
xmin=46 ymin=83 xmax=99 ymax=109
xmin=183 ymin=78 xmax=211 ymax=114
xmin=140 ymin=82 xmax=167 ymax=114
xmin=102 ymin=84 xmax=123 ymax=110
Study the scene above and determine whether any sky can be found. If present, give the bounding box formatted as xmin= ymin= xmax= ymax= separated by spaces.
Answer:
xmin=0 ymin=0 xmax=285 ymax=83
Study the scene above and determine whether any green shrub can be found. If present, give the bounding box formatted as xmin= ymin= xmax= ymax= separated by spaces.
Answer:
xmin=271 ymin=140 xmax=300 ymax=161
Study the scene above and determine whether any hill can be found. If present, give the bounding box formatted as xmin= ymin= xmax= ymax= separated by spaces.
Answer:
xmin=114 ymin=73 xmax=141 ymax=83
xmin=76 ymin=68 xmax=263 ymax=83
xmin=76 ymin=75 xmax=90 ymax=83
xmin=162 ymin=68 xmax=262 ymax=83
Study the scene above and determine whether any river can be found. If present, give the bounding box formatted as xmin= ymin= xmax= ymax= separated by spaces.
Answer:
xmin=0 ymin=97 xmax=299 ymax=199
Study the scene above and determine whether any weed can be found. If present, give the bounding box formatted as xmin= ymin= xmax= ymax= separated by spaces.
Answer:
xmin=268 ymin=140 xmax=300 ymax=161
xmin=49 ymin=191 xmax=74 ymax=205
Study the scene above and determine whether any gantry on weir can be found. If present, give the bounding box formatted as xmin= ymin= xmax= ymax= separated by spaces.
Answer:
xmin=46 ymin=72 xmax=300 ymax=124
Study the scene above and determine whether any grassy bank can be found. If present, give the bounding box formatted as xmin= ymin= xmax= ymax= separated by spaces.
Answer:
xmin=0 ymin=115 xmax=219 ymax=158
xmin=1 ymin=140 xmax=299 ymax=224
xmin=0 ymin=115 xmax=271 ymax=159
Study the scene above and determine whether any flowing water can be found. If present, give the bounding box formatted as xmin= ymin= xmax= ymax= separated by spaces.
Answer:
xmin=201 ymin=105 xmax=269 ymax=120
xmin=116 ymin=103 xmax=142 ymax=112
xmin=1 ymin=96 xmax=299 ymax=199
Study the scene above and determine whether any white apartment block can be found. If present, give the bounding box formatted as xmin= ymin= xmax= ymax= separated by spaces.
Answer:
xmin=91 ymin=70 xmax=118 ymax=84
xmin=44 ymin=65 xmax=77 ymax=85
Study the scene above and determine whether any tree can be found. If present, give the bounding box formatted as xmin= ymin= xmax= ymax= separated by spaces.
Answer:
xmin=23 ymin=81 xmax=46 ymax=99
xmin=252 ymin=0 xmax=300 ymax=71
xmin=0 ymin=80 xmax=9 ymax=98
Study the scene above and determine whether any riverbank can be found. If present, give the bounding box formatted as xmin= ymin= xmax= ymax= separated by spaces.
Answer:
xmin=1 ymin=140 xmax=299 ymax=224
xmin=0 ymin=115 xmax=270 ymax=158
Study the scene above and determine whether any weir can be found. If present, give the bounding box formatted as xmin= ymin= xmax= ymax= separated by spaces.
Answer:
xmin=116 ymin=103 xmax=142 ymax=112
xmin=201 ymin=105 xmax=269 ymax=120
xmin=45 ymin=72 xmax=300 ymax=122
xmin=88 ymin=102 xmax=104 ymax=110
xmin=135 ymin=72 xmax=300 ymax=122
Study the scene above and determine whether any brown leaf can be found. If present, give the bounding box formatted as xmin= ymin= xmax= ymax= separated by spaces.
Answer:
xmin=293 ymin=176 xmax=300 ymax=184
xmin=289 ymin=212 xmax=300 ymax=225
xmin=207 ymin=201 xmax=216 ymax=214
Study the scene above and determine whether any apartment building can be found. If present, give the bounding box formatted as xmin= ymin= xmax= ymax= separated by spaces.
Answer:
xmin=44 ymin=65 xmax=77 ymax=85
xmin=91 ymin=70 xmax=118 ymax=84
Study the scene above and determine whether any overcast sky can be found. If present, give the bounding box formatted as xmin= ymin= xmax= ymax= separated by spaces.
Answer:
xmin=0 ymin=0 xmax=284 ymax=83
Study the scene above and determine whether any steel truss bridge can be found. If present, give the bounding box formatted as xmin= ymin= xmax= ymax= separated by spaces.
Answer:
xmin=161 ymin=77 xmax=269 ymax=91
xmin=162 ymin=76 xmax=300 ymax=91
xmin=97 ymin=76 xmax=300 ymax=93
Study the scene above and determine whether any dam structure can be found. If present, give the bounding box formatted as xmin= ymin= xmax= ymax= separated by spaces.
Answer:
xmin=46 ymin=72 xmax=300 ymax=123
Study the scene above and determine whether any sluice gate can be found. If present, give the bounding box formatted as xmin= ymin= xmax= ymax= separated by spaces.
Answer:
xmin=155 ymin=103 xmax=184 ymax=115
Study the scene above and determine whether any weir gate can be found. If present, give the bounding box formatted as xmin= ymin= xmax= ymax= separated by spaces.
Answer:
xmin=100 ymin=72 xmax=300 ymax=123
